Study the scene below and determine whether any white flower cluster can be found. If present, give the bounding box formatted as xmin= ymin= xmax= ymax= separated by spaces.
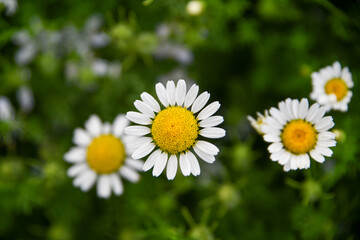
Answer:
xmin=248 ymin=61 xmax=353 ymax=171
xmin=12 ymin=15 xmax=121 ymax=81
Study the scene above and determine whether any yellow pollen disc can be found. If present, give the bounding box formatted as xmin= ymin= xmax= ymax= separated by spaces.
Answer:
xmin=86 ymin=135 xmax=126 ymax=174
xmin=324 ymin=78 xmax=348 ymax=101
xmin=281 ymin=120 xmax=317 ymax=155
xmin=151 ymin=106 xmax=199 ymax=154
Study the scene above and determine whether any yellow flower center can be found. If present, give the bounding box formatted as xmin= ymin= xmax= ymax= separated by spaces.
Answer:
xmin=324 ymin=78 xmax=348 ymax=101
xmin=86 ymin=135 xmax=126 ymax=174
xmin=151 ymin=106 xmax=199 ymax=154
xmin=281 ymin=120 xmax=317 ymax=155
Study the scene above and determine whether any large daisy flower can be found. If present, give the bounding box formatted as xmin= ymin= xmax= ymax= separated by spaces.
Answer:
xmin=64 ymin=114 xmax=143 ymax=198
xmin=262 ymin=98 xmax=336 ymax=171
xmin=247 ymin=110 xmax=269 ymax=135
xmin=124 ymin=79 xmax=226 ymax=180
xmin=310 ymin=61 xmax=353 ymax=112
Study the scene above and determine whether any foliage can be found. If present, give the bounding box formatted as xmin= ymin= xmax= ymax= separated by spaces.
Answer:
xmin=1 ymin=0 xmax=360 ymax=239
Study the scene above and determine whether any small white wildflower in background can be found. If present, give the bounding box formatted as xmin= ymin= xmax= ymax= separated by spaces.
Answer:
xmin=16 ymin=86 xmax=34 ymax=113
xmin=186 ymin=0 xmax=205 ymax=16
xmin=154 ymin=23 xmax=193 ymax=65
xmin=153 ymin=43 xmax=193 ymax=65
xmin=310 ymin=61 xmax=353 ymax=112
xmin=92 ymin=58 xmax=109 ymax=77
xmin=0 ymin=0 xmax=17 ymax=16
xmin=64 ymin=114 xmax=143 ymax=198
xmin=262 ymin=98 xmax=336 ymax=171
xmin=125 ymin=79 xmax=226 ymax=180
xmin=0 ymin=96 xmax=14 ymax=121
xmin=247 ymin=110 xmax=269 ymax=135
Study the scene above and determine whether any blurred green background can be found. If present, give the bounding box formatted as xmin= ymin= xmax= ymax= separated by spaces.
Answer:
xmin=1 ymin=0 xmax=360 ymax=239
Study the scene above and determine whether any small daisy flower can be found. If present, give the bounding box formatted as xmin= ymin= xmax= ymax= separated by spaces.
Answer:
xmin=310 ymin=61 xmax=353 ymax=112
xmin=247 ymin=110 xmax=269 ymax=135
xmin=262 ymin=98 xmax=336 ymax=171
xmin=125 ymin=79 xmax=226 ymax=180
xmin=64 ymin=114 xmax=143 ymax=199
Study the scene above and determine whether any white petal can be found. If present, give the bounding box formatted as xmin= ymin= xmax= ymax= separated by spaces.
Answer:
xmin=156 ymin=82 xmax=169 ymax=107
xmin=79 ymin=170 xmax=97 ymax=192
xmin=112 ymin=115 xmax=129 ymax=137
xmin=109 ymin=174 xmax=123 ymax=196
xmin=191 ymin=92 xmax=210 ymax=114
xmin=193 ymin=145 xmax=215 ymax=163
xmin=199 ymin=127 xmax=226 ymax=139
xmin=285 ymin=98 xmax=294 ymax=119
xmin=131 ymin=142 xmax=156 ymax=159
xmin=310 ymin=149 xmax=325 ymax=163
xmin=184 ymin=84 xmax=199 ymax=108
xmin=175 ymin=79 xmax=186 ymax=106
xmin=290 ymin=155 xmax=298 ymax=170
xmin=279 ymin=101 xmax=290 ymax=120
xmin=126 ymin=136 xmax=152 ymax=152
xmin=64 ymin=147 xmax=86 ymax=163
xmin=179 ymin=153 xmax=191 ymax=176
xmin=120 ymin=166 xmax=140 ymax=182
xmin=311 ymin=106 xmax=326 ymax=124
xmin=269 ymin=107 xmax=286 ymax=125
xmin=270 ymin=149 xmax=285 ymax=161
xmin=126 ymin=111 xmax=152 ymax=125
xmin=303 ymin=154 xmax=311 ymax=169
xmin=298 ymin=98 xmax=309 ymax=119
xmin=140 ymin=92 xmax=161 ymax=112
xmin=166 ymin=155 xmax=178 ymax=180
xmin=125 ymin=158 xmax=144 ymax=171
xmin=73 ymin=128 xmax=92 ymax=147
xmin=199 ymin=116 xmax=224 ymax=128
xmin=315 ymin=146 xmax=333 ymax=157
xmin=318 ymin=131 xmax=336 ymax=140
xmin=263 ymin=134 xmax=281 ymax=143
xmin=268 ymin=142 xmax=283 ymax=153
xmin=292 ymin=99 xmax=300 ymax=119
xmin=152 ymin=152 xmax=168 ymax=177
xmin=262 ymin=125 xmax=281 ymax=135
xmin=298 ymin=154 xmax=310 ymax=169
xmin=166 ymin=81 xmax=176 ymax=106
xmin=134 ymin=100 xmax=155 ymax=118
xmin=67 ymin=163 xmax=88 ymax=178
xmin=315 ymin=116 xmax=334 ymax=131
xmin=283 ymin=162 xmax=291 ymax=172
xmin=333 ymin=61 xmax=341 ymax=76
xmin=74 ymin=169 xmax=95 ymax=188
xmin=186 ymin=151 xmax=200 ymax=176
xmin=278 ymin=151 xmax=291 ymax=165
xmin=265 ymin=116 xmax=283 ymax=129
xmin=102 ymin=123 xmax=111 ymax=134
xmin=143 ymin=149 xmax=161 ymax=171
xmin=197 ymin=101 xmax=220 ymax=120
xmin=195 ymin=140 xmax=219 ymax=155
xmin=306 ymin=103 xmax=320 ymax=122
xmin=317 ymin=139 xmax=336 ymax=147
xmin=85 ymin=114 xmax=102 ymax=137
xmin=97 ymin=175 xmax=112 ymax=199
xmin=124 ymin=126 xmax=150 ymax=136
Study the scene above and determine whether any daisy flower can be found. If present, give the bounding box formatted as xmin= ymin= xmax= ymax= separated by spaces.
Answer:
xmin=262 ymin=98 xmax=336 ymax=171
xmin=247 ymin=110 xmax=269 ymax=135
xmin=125 ymin=79 xmax=226 ymax=180
xmin=64 ymin=114 xmax=143 ymax=198
xmin=310 ymin=61 xmax=353 ymax=112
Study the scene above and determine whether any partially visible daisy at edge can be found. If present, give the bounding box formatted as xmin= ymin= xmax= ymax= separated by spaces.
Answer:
xmin=64 ymin=114 xmax=143 ymax=199
xmin=125 ymin=79 xmax=226 ymax=180
xmin=262 ymin=98 xmax=336 ymax=171
xmin=247 ymin=110 xmax=269 ymax=135
xmin=310 ymin=61 xmax=353 ymax=112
